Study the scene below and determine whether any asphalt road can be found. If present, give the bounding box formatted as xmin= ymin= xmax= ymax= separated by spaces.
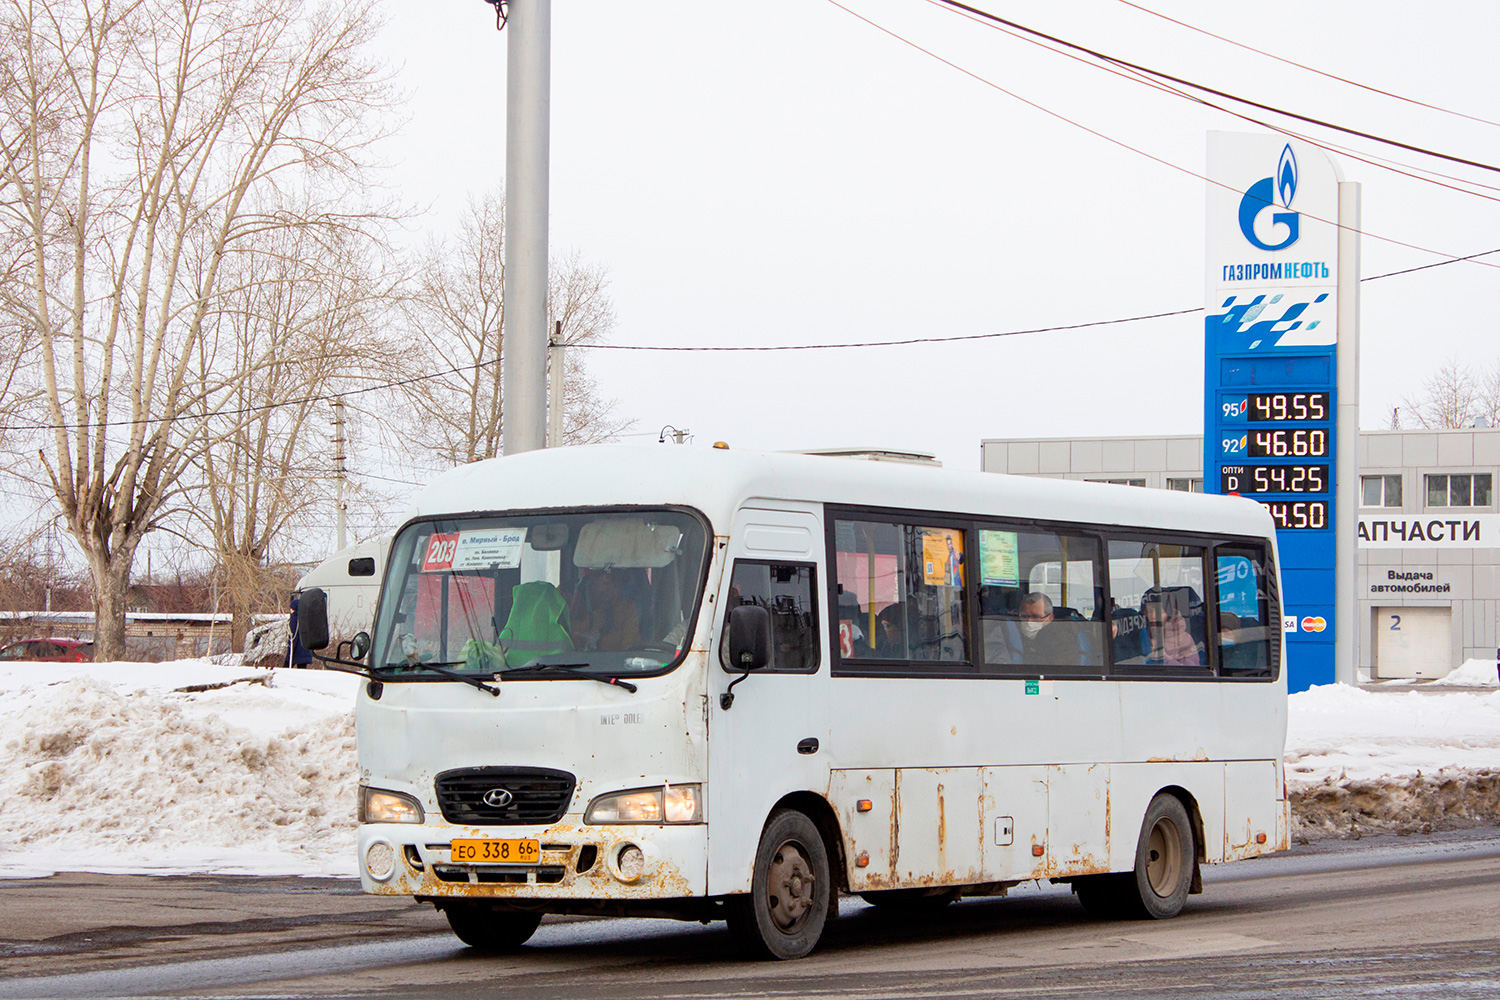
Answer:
xmin=2 ymin=829 xmax=1498 ymax=999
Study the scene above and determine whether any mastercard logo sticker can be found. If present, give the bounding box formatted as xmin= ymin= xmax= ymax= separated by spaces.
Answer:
xmin=1300 ymin=616 xmax=1327 ymax=633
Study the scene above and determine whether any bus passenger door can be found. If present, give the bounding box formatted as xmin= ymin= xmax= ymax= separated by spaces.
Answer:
xmin=706 ymin=505 xmax=831 ymax=896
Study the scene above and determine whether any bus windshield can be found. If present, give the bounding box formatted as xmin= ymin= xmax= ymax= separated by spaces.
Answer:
xmin=370 ymin=508 xmax=709 ymax=679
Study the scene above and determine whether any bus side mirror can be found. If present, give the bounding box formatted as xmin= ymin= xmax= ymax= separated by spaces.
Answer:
xmin=298 ymin=588 xmax=331 ymax=651
xmin=727 ymin=605 xmax=771 ymax=672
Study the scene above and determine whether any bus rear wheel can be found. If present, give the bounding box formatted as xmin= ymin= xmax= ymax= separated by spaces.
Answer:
xmin=1077 ymin=793 xmax=1194 ymax=920
xmin=725 ymin=809 xmax=831 ymax=960
xmin=442 ymin=902 xmax=543 ymax=951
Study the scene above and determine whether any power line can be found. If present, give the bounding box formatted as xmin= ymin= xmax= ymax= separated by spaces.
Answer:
xmin=824 ymin=0 xmax=1500 ymax=273
xmin=578 ymin=308 xmax=1199 ymax=352
xmin=924 ymin=0 xmax=1500 ymax=205
xmin=568 ymin=250 xmax=1500 ymax=354
xmin=923 ymin=0 xmax=1500 ymax=176
xmin=0 ymin=244 xmax=1491 ymax=450
xmin=1363 ymin=247 xmax=1500 ymax=281
xmin=1113 ymin=0 xmax=1500 ymax=132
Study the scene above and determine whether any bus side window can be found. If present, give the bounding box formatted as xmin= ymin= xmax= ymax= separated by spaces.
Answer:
xmin=1107 ymin=538 xmax=1211 ymax=673
xmin=720 ymin=560 xmax=819 ymax=673
xmin=1214 ymin=548 xmax=1274 ymax=678
xmin=832 ymin=519 xmax=967 ymax=665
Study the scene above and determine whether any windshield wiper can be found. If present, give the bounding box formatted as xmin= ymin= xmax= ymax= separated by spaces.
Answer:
xmin=500 ymin=662 xmax=638 ymax=694
xmin=383 ymin=662 xmax=500 ymax=697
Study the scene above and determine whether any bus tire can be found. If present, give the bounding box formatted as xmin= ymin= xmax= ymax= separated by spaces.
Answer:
xmin=442 ymin=902 xmax=543 ymax=951
xmin=859 ymin=886 xmax=962 ymax=910
xmin=1126 ymin=793 xmax=1195 ymax=919
xmin=725 ymin=809 xmax=831 ymax=960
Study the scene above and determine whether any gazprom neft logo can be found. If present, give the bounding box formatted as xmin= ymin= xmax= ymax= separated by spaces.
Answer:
xmin=1237 ymin=143 xmax=1300 ymax=252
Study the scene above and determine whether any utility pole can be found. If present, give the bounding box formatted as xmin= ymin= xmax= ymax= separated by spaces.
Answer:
xmin=502 ymin=0 xmax=551 ymax=456
xmin=548 ymin=320 xmax=564 ymax=447
xmin=332 ymin=398 xmax=347 ymax=551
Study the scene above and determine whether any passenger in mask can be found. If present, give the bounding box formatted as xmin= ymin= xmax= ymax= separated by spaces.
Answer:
xmin=1017 ymin=592 xmax=1074 ymax=665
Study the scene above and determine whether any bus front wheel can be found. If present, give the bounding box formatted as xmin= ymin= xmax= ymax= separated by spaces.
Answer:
xmin=1076 ymin=793 xmax=1194 ymax=920
xmin=726 ymin=809 xmax=832 ymax=960
xmin=442 ymin=902 xmax=543 ymax=951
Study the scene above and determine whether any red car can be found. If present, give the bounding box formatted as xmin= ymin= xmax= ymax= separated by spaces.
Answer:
xmin=0 ymin=637 xmax=95 ymax=662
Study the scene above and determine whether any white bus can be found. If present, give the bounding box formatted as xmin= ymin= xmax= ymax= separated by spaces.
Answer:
xmin=298 ymin=445 xmax=1287 ymax=960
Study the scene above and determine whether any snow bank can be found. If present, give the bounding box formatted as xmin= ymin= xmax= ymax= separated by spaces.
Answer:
xmin=1444 ymin=658 xmax=1500 ymax=688
xmin=1286 ymin=682 xmax=1500 ymax=840
xmin=0 ymin=662 xmax=359 ymax=879
xmin=2 ymin=662 xmax=1498 ymax=877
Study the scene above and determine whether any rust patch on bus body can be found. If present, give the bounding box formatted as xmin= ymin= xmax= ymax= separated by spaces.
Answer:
xmin=1224 ymin=817 xmax=1265 ymax=862
xmin=1146 ymin=750 xmax=1211 ymax=763
xmin=1104 ymin=785 xmax=1112 ymax=845
xmin=936 ymin=783 xmax=947 ymax=850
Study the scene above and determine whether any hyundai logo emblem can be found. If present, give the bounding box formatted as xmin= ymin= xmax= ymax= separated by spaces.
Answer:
xmin=482 ymin=787 xmax=514 ymax=808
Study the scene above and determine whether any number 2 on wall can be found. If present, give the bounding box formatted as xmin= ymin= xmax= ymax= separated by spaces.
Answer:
xmin=1389 ymin=615 xmax=1401 ymax=631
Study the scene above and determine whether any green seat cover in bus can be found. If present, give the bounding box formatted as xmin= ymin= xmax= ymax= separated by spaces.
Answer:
xmin=498 ymin=581 xmax=574 ymax=664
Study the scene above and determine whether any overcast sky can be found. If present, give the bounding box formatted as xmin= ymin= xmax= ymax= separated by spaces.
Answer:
xmin=364 ymin=0 xmax=1500 ymax=475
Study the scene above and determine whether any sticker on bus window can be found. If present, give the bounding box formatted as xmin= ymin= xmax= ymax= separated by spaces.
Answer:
xmin=979 ymin=530 xmax=1019 ymax=586
xmin=921 ymin=528 xmax=964 ymax=587
xmin=451 ymin=528 xmax=527 ymax=571
xmin=838 ymin=621 xmax=855 ymax=658
xmin=422 ymin=532 xmax=459 ymax=573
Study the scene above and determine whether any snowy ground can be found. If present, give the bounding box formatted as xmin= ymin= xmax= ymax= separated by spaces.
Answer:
xmin=1 ymin=659 xmax=1496 ymax=879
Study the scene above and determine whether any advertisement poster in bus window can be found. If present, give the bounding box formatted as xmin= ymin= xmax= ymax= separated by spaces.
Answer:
xmin=1216 ymin=555 xmax=1260 ymax=618
xmin=978 ymin=530 xmax=1020 ymax=586
xmin=921 ymin=528 xmax=964 ymax=587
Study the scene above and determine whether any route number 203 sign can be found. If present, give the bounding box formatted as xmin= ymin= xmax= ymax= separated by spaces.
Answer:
xmin=422 ymin=532 xmax=459 ymax=573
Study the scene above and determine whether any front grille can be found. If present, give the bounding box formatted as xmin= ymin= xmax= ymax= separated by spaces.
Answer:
xmin=434 ymin=766 xmax=576 ymax=825
xmin=434 ymin=865 xmax=566 ymax=884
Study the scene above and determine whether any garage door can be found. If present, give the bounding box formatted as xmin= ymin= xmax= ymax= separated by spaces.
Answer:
xmin=1373 ymin=606 xmax=1452 ymax=679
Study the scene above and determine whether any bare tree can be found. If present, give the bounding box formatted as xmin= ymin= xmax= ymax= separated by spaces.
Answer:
xmin=399 ymin=191 xmax=630 ymax=467
xmin=0 ymin=0 xmax=395 ymax=659
xmin=1400 ymin=358 xmax=1480 ymax=429
xmin=191 ymin=214 xmax=401 ymax=649
xmin=1478 ymin=359 xmax=1500 ymax=429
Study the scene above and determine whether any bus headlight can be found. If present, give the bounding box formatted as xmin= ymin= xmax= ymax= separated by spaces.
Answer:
xmin=585 ymin=784 xmax=701 ymax=824
xmin=359 ymin=786 xmax=424 ymax=824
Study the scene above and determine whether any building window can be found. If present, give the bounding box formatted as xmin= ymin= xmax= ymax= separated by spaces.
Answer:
xmin=1166 ymin=478 xmax=1203 ymax=493
xmin=1426 ymin=473 xmax=1493 ymax=508
xmin=1361 ymin=475 xmax=1402 ymax=508
xmin=1086 ymin=478 xmax=1146 ymax=487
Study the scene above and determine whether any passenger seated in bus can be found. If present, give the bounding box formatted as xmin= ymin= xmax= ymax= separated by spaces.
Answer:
xmin=1140 ymin=588 xmax=1206 ymax=666
xmin=570 ymin=568 xmax=642 ymax=650
xmin=874 ymin=603 xmax=906 ymax=658
xmin=1017 ymin=592 xmax=1091 ymax=665
xmin=493 ymin=580 xmax=575 ymax=667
